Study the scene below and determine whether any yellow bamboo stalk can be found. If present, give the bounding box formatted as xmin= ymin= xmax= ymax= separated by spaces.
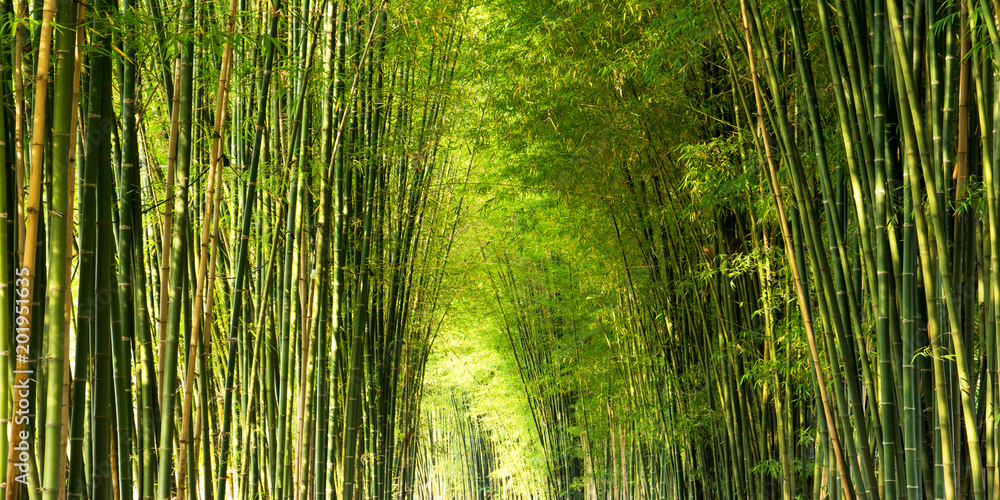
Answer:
xmin=175 ymin=0 xmax=239 ymax=497
xmin=156 ymin=55 xmax=184 ymax=392
xmin=736 ymin=0 xmax=853 ymax=497
xmin=5 ymin=0 xmax=57 ymax=496
xmin=12 ymin=0 xmax=27 ymax=258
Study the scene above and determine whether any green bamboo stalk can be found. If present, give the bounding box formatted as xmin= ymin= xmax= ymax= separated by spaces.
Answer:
xmin=275 ymin=9 xmax=320 ymax=497
xmin=92 ymin=84 xmax=115 ymax=500
xmin=311 ymin=4 xmax=338 ymax=497
xmin=58 ymin=11 xmax=84 ymax=497
xmin=885 ymin=2 xmax=982 ymax=498
xmin=110 ymin=25 xmax=138 ymax=500
xmin=0 ymin=0 xmax=16 ymax=494
xmin=155 ymin=0 xmax=196 ymax=493
xmin=38 ymin=0 xmax=74 ymax=498
xmin=970 ymin=9 xmax=1000 ymax=500
xmin=116 ymin=0 xmax=143 ymax=494
xmin=67 ymin=18 xmax=113 ymax=500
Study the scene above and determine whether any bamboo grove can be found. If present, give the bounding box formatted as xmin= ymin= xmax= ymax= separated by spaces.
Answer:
xmin=14 ymin=0 xmax=1000 ymax=497
xmin=404 ymin=0 xmax=1000 ymax=498
xmin=0 ymin=0 xmax=468 ymax=498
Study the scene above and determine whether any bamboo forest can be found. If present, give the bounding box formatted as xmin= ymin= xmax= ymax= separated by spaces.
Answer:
xmin=8 ymin=0 xmax=1000 ymax=498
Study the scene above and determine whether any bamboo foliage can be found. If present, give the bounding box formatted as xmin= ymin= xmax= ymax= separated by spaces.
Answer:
xmin=466 ymin=0 xmax=1000 ymax=497
xmin=401 ymin=0 xmax=1000 ymax=498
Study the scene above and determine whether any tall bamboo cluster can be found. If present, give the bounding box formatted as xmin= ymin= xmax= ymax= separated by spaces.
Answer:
xmin=488 ymin=252 xmax=586 ymax=498
xmin=713 ymin=0 xmax=1000 ymax=498
xmin=439 ymin=0 xmax=819 ymax=494
xmin=410 ymin=0 xmax=1000 ymax=498
xmin=410 ymin=391 xmax=498 ymax=500
xmin=589 ymin=0 xmax=1000 ymax=497
xmin=0 ymin=0 xmax=468 ymax=498
xmin=475 ymin=161 xmax=810 ymax=499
